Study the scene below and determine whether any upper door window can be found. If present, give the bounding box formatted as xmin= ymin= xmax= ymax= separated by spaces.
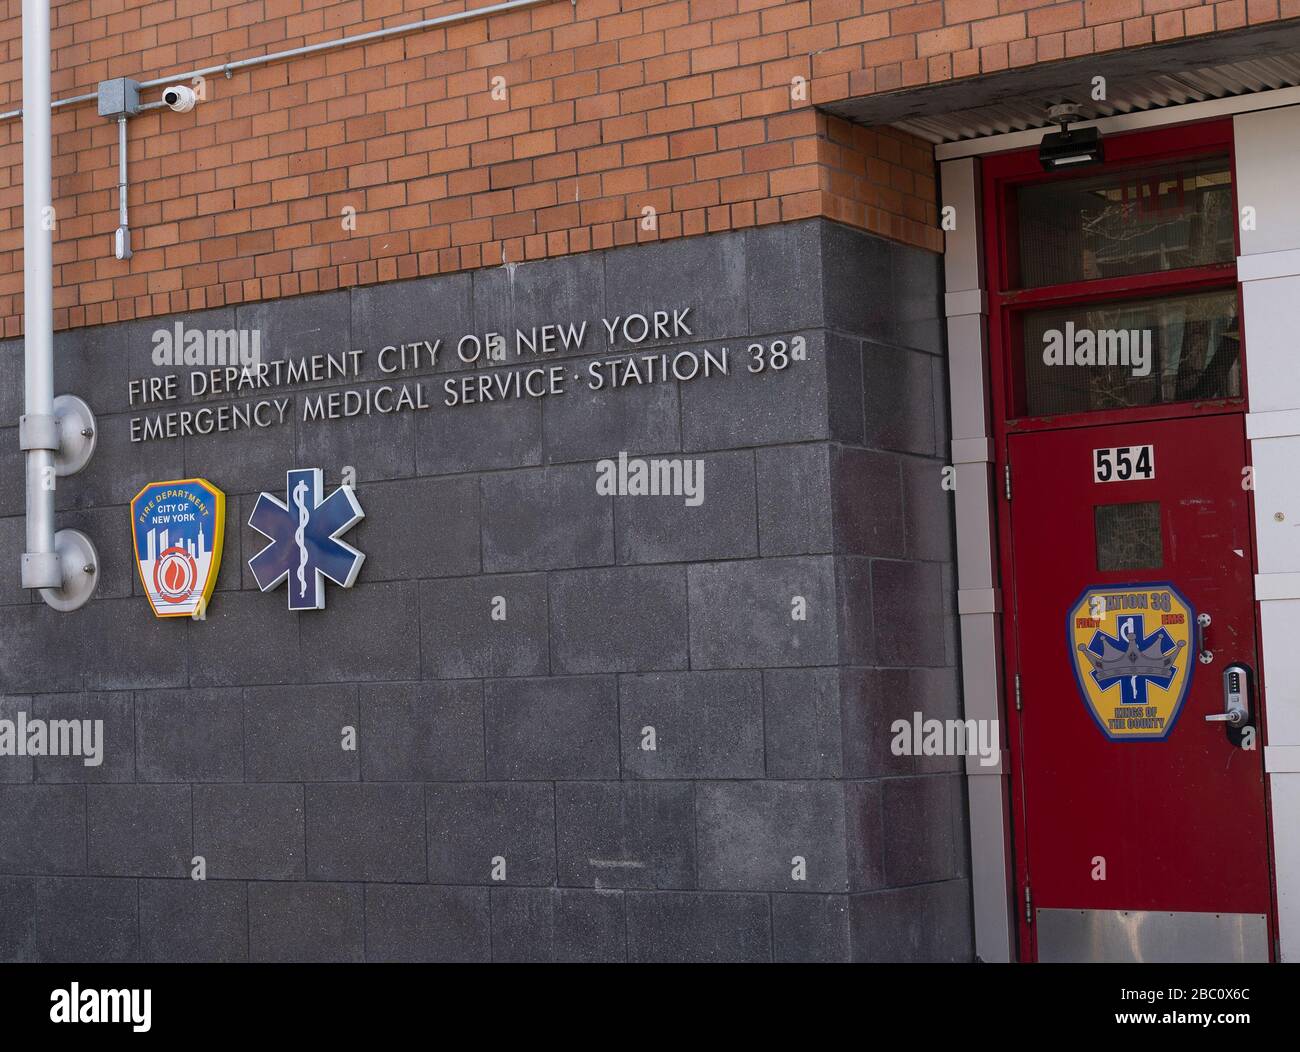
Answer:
xmin=1021 ymin=287 xmax=1240 ymax=416
xmin=1015 ymin=157 xmax=1235 ymax=288
xmin=985 ymin=123 xmax=1243 ymax=424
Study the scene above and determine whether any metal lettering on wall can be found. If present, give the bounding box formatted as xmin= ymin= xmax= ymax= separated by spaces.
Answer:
xmin=125 ymin=306 xmax=809 ymax=442
xmin=124 ymin=303 xmax=810 ymax=617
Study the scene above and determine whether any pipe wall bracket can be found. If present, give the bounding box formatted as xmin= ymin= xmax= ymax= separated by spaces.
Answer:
xmin=19 ymin=396 xmax=98 ymax=602
xmin=50 ymin=394 xmax=97 ymax=476
xmin=18 ymin=411 xmax=58 ymax=450
xmin=21 ymin=550 xmax=61 ymax=589
xmin=37 ymin=529 xmax=99 ymax=611
xmin=21 ymin=397 xmax=96 ymax=471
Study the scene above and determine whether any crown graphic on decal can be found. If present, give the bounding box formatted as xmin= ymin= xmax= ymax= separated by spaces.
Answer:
xmin=1077 ymin=634 xmax=1185 ymax=680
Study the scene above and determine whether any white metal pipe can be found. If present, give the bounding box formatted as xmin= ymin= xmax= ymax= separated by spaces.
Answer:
xmin=22 ymin=0 xmax=55 ymax=574
xmin=19 ymin=0 xmax=99 ymax=610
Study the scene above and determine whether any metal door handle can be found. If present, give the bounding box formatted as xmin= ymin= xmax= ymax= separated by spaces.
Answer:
xmin=1208 ymin=664 xmax=1251 ymax=735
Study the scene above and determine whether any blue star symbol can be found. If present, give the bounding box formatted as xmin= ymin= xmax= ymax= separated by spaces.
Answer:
xmin=248 ymin=468 xmax=365 ymax=610
xmin=1085 ymin=614 xmax=1178 ymax=705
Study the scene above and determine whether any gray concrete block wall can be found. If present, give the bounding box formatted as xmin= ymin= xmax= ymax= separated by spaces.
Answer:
xmin=0 ymin=218 xmax=972 ymax=962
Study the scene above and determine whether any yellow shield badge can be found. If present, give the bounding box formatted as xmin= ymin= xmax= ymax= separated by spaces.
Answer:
xmin=1068 ymin=582 xmax=1195 ymax=741
xmin=131 ymin=479 xmax=226 ymax=618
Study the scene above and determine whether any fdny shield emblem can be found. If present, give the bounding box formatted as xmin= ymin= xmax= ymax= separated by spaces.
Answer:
xmin=1068 ymin=582 xmax=1195 ymax=741
xmin=131 ymin=479 xmax=226 ymax=618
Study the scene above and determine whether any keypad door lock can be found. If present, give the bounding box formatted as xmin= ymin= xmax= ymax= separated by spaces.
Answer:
xmin=1206 ymin=664 xmax=1254 ymax=747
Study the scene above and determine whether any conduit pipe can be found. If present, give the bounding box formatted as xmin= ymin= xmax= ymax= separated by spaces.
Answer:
xmin=0 ymin=0 xmax=562 ymax=122
xmin=115 ymin=115 xmax=131 ymax=260
xmin=8 ymin=0 xmax=563 ymax=261
xmin=20 ymin=0 xmax=98 ymax=611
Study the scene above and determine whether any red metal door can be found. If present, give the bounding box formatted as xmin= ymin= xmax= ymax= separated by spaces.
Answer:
xmin=1007 ymin=412 xmax=1273 ymax=960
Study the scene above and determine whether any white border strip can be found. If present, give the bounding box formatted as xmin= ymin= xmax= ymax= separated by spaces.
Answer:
xmin=1255 ymin=572 xmax=1300 ymax=601
xmin=1245 ymin=408 xmax=1300 ymax=440
xmin=1266 ymin=746 xmax=1300 ymax=774
xmin=1238 ymin=247 xmax=1300 ymax=282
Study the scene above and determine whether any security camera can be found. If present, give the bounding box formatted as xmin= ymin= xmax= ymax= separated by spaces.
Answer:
xmin=161 ymin=85 xmax=197 ymax=113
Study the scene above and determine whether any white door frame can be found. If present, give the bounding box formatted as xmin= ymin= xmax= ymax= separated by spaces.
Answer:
xmin=938 ymin=88 xmax=1300 ymax=963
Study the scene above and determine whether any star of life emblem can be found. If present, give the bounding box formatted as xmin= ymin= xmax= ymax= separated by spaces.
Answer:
xmin=248 ymin=469 xmax=365 ymax=611
xmin=1067 ymin=583 xmax=1196 ymax=741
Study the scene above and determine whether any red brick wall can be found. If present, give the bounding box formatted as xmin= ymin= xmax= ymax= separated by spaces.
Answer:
xmin=0 ymin=0 xmax=1289 ymax=333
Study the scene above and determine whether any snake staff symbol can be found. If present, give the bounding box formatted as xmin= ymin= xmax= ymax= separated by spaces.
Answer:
xmin=248 ymin=469 xmax=365 ymax=611
xmin=293 ymin=477 xmax=310 ymax=601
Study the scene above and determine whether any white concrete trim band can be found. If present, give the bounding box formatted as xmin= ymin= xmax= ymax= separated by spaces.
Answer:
xmin=1238 ymin=248 xmax=1300 ymax=282
xmin=945 ymin=289 xmax=987 ymax=318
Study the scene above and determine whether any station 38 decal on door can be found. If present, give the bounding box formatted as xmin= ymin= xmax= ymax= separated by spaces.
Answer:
xmin=1068 ymin=583 xmax=1195 ymax=741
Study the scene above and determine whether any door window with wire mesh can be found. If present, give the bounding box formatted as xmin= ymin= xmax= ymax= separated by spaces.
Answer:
xmin=1022 ymin=288 xmax=1240 ymax=415
xmin=1095 ymin=501 xmax=1164 ymax=571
